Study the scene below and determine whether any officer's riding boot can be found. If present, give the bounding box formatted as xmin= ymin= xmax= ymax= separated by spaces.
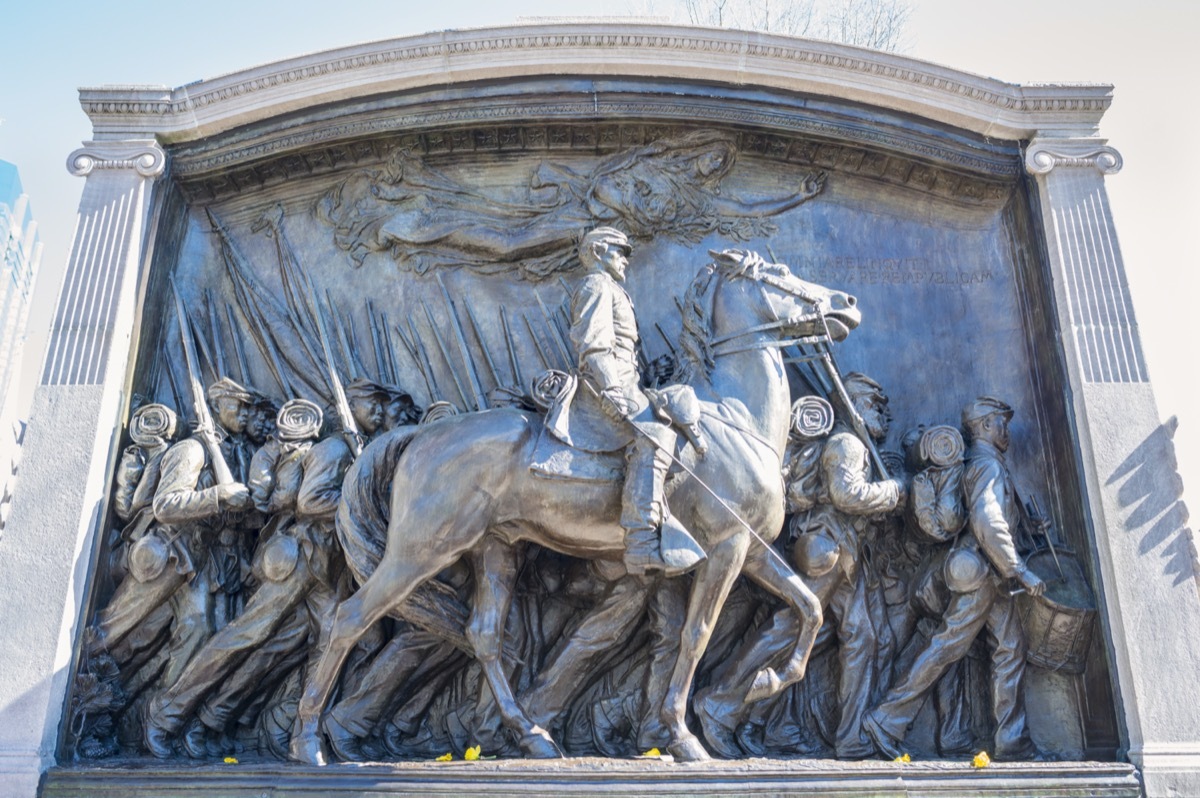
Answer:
xmin=621 ymin=427 xmax=705 ymax=576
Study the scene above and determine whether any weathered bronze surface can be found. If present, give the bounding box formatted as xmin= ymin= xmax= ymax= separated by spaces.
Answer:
xmin=63 ymin=77 xmax=1117 ymax=774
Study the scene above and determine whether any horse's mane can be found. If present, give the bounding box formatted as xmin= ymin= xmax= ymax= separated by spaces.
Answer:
xmin=674 ymin=258 xmax=797 ymax=385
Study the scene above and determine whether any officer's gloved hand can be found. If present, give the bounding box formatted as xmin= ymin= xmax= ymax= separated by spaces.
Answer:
xmin=600 ymin=388 xmax=636 ymax=421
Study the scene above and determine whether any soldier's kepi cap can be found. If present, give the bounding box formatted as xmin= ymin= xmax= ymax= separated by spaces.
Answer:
xmin=206 ymin=377 xmax=254 ymax=405
xmin=962 ymin=395 xmax=1014 ymax=427
xmin=581 ymin=226 xmax=632 ymax=254
xmin=343 ymin=378 xmax=390 ymax=402
xmin=842 ymin=372 xmax=885 ymax=399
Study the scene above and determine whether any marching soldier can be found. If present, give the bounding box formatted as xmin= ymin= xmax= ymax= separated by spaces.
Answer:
xmin=88 ymin=380 xmax=256 ymax=689
xmin=696 ymin=375 xmax=906 ymax=759
xmin=143 ymin=382 xmax=388 ymax=756
xmin=864 ymin=396 xmax=1045 ymax=761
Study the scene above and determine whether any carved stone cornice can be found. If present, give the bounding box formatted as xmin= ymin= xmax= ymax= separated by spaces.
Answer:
xmin=67 ymin=140 xmax=167 ymax=178
xmin=1024 ymin=138 xmax=1122 ymax=176
xmin=75 ymin=23 xmax=1113 ymax=144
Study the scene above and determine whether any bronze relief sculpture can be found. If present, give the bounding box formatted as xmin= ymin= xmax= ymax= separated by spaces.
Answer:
xmin=68 ymin=129 xmax=1098 ymax=770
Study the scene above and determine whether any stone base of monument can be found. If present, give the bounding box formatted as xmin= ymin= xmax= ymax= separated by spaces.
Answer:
xmin=40 ymin=758 xmax=1140 ymax=797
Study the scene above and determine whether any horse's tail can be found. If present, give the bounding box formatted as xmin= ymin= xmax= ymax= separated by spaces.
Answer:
xmin=336 ymin=426 xmax=474 ymax=653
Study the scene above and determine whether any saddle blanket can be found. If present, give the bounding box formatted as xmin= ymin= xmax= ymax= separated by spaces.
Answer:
xmin=530 ymin=425 xmax=625 ymax=483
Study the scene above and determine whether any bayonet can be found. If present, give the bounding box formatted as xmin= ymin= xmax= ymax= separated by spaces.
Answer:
xmin=225 ymin=303 xmax=251 ymax=384
xmin=171 ymin=279 xmax=235 ymax=486
xmin=326 ymin=291 xmax=361 ymax=381
xmin=206 ymin=290 xmax=228 ymax=378
xmin=403 ymin=318 xmax=443 ymax=402
xmin=461 ymin=296 xmax=500 ymax=389
xmin=654 ymin=322 xmax=677 ymax=357
xmin=435 ymin=273 xmax=488 ymax=410
xmin=534 ymin=290 xmax=573 ymax=368
xmin=420 ymin=303 xmax=471 ymax=410
xmin=380 ymin=311 xmax=401 ymax=385
xmin=500 ymin=306 xmax=525 ymax=389
xmin=367 ymin=301 xmax=391 ymax=384
xmin=307 ymin=286 xmax=362 ymax=457
xmin=522 ymin=312 xmax=553 ymax=370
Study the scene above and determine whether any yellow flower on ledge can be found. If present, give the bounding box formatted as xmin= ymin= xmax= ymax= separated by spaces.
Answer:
xmin=435 ymin=752 xmax=453 ymax=762
xmin=972 ymin=751 xmax=991 ymax=769
xmin=222 ymin=756 xmax=238 ymax=765
xmin=893 ymin=753 xmax=911 ymax=764
xmin=640 ymin=748 xmax=662 ymax=758
xmin=464 ymin=745 xmax=482 ymax=761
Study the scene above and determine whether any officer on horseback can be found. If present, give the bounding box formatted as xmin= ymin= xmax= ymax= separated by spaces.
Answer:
xmin=568 ymin=227 xmax=705 ymax=576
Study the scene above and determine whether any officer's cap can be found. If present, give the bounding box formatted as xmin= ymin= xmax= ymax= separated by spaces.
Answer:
xmin=206 ymin=377 xmax=253 ymax=406
xmin=961 ymin=396 xmax=1014 ymax=427
xmin=581 ymin=227 xmax=632 ymax=255
xmin=344 ymin=378 xmax=390 ymax=403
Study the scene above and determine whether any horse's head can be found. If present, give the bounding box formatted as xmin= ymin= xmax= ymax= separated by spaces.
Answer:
xmin=708 ymin=249 xmax=861 ymax=341
xmin=676 ymin=249 xmax=861 ymax=384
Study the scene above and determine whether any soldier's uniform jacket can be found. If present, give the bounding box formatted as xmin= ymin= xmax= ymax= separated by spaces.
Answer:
xmin=285 ymin=434 xmax=357 ymax=587
xmin=248 ymin=437 xmax=312 ymax=516
xmin=152 ymin=432 xmax=255 ymax=580
xmin=798 ymin=424 xmax=901 ymax=581
xmin=569 ymin=271 xmax=643 ymax=406
xmin=960 ymin=438 xmax=1025 ymax=580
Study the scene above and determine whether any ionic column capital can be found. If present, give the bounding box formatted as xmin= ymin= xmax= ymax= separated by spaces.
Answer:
xmin=1025 ymin=137 xmax=1122 ymax=176
xmin=67 ymin=139 xmax=166 ymax=178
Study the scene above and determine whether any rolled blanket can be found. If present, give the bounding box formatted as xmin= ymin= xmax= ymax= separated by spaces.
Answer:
xmin=276 ymin=399 xmax=323 ymax=441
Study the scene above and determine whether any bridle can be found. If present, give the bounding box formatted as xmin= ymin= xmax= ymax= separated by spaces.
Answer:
xmin=708 ymin=269 xmax=832 ymax=358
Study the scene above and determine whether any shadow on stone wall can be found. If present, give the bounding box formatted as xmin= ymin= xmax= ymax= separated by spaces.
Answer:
xmin=1107 ymin=416 xmax=1197 ymax=588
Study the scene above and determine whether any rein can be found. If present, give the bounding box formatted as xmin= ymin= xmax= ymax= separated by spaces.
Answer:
xmin=708 ymin=272 xmax=831 ymax=358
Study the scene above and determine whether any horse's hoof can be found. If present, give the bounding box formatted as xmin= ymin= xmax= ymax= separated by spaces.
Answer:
xmin=693 ymin=690 xmax=741 ymax=759
xmin=744 ymin=666 xmax=783 ymax=704
xmin=289 ymin=730 xmax=329 ymax=766
xmin=520 ymin=726 xmax=564 ymax=759
xmin=668 ymin=732 xmax=711 ymax=763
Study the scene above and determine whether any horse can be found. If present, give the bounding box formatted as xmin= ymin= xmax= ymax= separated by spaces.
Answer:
xmin=289 ymin=249 xmax=862 ymax=764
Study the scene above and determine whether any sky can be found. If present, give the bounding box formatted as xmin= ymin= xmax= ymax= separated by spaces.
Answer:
xmin=2 ymin=0 xmax=1197 ymax=519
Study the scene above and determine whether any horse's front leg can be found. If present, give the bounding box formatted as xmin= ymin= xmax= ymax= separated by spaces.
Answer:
xmin=738 ymin=541 xmax=823 ymax=703
xmin=660 ymin=531 xmax=749 ymax=762
xmin=468 ymin=536 xmax=563 ymax=759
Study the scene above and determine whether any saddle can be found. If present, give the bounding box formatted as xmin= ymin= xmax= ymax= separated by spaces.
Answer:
xmin=530 ymin=370 xmax=706 ymax=482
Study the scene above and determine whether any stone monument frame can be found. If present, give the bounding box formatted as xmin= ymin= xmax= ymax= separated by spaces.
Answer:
xmin=0 ymin=22 xmax=1189 ymax=798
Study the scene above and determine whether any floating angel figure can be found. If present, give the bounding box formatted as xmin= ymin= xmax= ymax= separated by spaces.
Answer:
xmin=318 ymin=130 xmax=825 ymax=280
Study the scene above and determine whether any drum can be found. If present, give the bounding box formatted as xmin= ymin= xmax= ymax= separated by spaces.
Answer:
xmin=1017 ymin=548 xmax=1096 ymax=674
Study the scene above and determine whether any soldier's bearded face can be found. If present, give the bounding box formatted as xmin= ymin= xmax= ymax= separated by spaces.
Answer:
xmin=599 ymin=243 xmax=629 ymax=282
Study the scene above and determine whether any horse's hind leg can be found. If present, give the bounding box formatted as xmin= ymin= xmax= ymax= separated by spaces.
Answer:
xmin=468 ymin=536 xmax=563 ymax=759
xmin=739 ymin=542 xmax=823 ymax=702
xmin=661 ymin=531 xmax=749 ymax=763
xmin=290 ymin=554 xmax=442 ymax=765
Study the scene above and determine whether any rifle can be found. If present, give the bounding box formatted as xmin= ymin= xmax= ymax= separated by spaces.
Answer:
xmin=435 ymin=273 xmax=488 ymax=410
xmin=304 ymin=284 xmax=362 ymax=457
xmin=499 ymin=306 xmax=525 ymax=390
xmin=421 ymin=301 xmax=472 ymax=410
xmin=171 ymin=279 xmax=236 ymax=486
xmin=462 ymin=296 xmax=501 ymax=390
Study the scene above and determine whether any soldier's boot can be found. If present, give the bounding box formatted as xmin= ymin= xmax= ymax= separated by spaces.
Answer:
xmin=622 ymin=434 xmax=705 ymax=577
xmin=324 ymin=714 xmax=366 ymax=762
xmin=142 ymin=697 xmax=179 ymax=758
xmin=181 ymin=718 xmax=210 ymax=759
